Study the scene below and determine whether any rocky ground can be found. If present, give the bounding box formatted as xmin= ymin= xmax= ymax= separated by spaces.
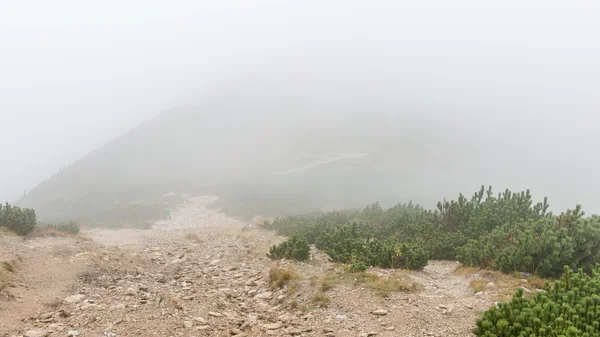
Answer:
xmin=0 ymin=196 xmax=527 ymax=337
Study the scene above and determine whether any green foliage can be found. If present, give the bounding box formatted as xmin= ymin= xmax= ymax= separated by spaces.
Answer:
xmin=0 ymin=202 xmax=37 ymax=236
xmin=349 ymin=261 xmax=367 ymax=273
xmin=457 ymin=206 xmax=600 ymax=277
xmin=430 ymin=186 xmax=550 ymax=259
xmin=265 ymin=186 xmax=600 ymax=276
xmin=474 ymin=266 xmax=600 ymax=336
xmin=267 ymin=236 xmax=310 ymax=261
xmin=38 ymin=221 xmax=81 ymax=235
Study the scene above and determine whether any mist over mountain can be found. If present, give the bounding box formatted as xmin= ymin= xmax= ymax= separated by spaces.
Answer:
xmin=15 ymin=48 xmax=600 ymax=223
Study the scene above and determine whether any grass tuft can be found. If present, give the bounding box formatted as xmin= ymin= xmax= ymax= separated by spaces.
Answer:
xmin=458 ymin=266 xmax=552 ymax=301
xmin=269 ymin=266 xmax=299 ymax=293
xmin=1 ymin=261 xmax=14 ymax=273
xmin=470 ymin=279 xmax=489 ymax=294
xmin=310 ymin=292 xmax=331 ymax=308
xmin=184 ymin=233 xmax=202 ymax=243
xmin=322 ymin=270 xmax=420 ymax=297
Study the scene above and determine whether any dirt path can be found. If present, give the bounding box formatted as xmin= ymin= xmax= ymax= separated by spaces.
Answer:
xmin=0 ymin=196 xmax=501 ymax=337
xmin=0 ymin=235 xmax=100 ymax=335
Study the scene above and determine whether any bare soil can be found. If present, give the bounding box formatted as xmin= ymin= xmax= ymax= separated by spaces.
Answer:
xmin=0 ymin=196 xmax=526 ymax=337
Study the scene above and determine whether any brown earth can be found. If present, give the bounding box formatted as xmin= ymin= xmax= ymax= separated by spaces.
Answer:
xmin=0 ymin=196 xmax=533 ymax=337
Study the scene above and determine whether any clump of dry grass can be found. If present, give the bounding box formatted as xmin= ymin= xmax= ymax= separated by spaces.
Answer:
xmin=369 ymin=278 xmax=419 ymax=297
xmin=28 ymin=228 xmax=68 ymax=238
xmin=322 ymin=271 xmax=420 ymax=297
xmin=0 ymin=270 xmax=8 ymax=288
xmin=457 ymin=266 xmax=552 ymax=301
xmin=1 ymin=261 xmax=14 ymax=273
xmin=310 ymin=291 xmax=331 ymax=308
xmin=269 ymin=266 xmax=299 ymax=293
xmin=0 ymin=260 xmax=18 ymax=289
xmin=43 ymin=297 xmax=63 ymax=310
xmin=527 ymin=276 xmax=548 ymax=289
xmin=320 ymin=278 xmax=334 ymax=292
xmin=184 ymin=233 xmax=202 ymax=243
xmin=470 ymin=279 xmax=489 ymax=294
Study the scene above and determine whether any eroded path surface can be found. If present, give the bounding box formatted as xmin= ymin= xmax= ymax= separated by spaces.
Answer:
xmin=1 ymin=197 xmax=498 ymax=337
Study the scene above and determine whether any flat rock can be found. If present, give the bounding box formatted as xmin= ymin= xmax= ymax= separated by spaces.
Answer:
xmin=24 ymin=331 xmax=48 ymax=337
xmin=372 ymin=309 xmax=388 ymax=316
xmin=254 ymin=292 xmax=272 ymax=300
xmin=264 ymin=322 xmax=283 ymax=330
xmin=288 ymin=327 xmax=302 ymax=335
xmin=63 ymin=294 xmax=85 ymax=304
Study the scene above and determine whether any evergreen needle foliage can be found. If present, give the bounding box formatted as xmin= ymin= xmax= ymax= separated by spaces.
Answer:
xmin=474 ymin=266 xmax=600 ymax=336
xmin=267 ymin=236 xmax=310 ymax=261
xmin=0 ymin=202 xmax=37 ymax=236
xmin=264 ymin=186 xmax=600 ymax=275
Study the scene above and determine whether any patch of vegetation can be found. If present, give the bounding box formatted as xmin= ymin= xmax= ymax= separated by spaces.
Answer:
xmin=320 ymin=278 xmax=334 ymax=292
xmin=268 ymin=266 xmax=299 ymax=292
xmin=184 ymin=233 xmax=202 ymax=243
xmin=457 ymin=205 xmax=600 ymax=277
xmin=0 ymin=273 xmax=7 ymax=287
xmin=1 ymin=261 xmax=14 ymax=273
xmin=349 ymin=261 xmax=367 ymax=273
xmin=300 ymin=304 xmax=315 ymax=313
xmin=0 ymin=202 xmax=37 ymax=236
xmin=474 ymin=266 xmax=600 ymax=336
xmin=457 ymin=267 xmax=550 ymax=300
xmin=470 ymin=279 xmax=489 ymax=294
xmin=322 ymin=270 xmax=420 ymax=297
xmin=264 ymin=186 xmax=600 ymax=278
xmin=267 ymin=236 xmax=310 ymax=261
xmin=0 ymin=260 xmax=17 ymax=289
xmin=35 ymin=221 xmax=80 ymax=236
xmin=310 ymin=291 xmax=331 ymax=308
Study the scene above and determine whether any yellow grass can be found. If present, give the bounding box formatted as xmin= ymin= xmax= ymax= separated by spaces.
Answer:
xmin=455 ymin=266 xmax=552 ymax=302
xmin=269 ymin=266 xmax=300 ymax=294
xmin=322 ymin=271 xmax=421 ymax=297
xmin=184 ymin=233 xmax=202 ymax=243
xmin=310 ymin=291 xmax=331 ymax=308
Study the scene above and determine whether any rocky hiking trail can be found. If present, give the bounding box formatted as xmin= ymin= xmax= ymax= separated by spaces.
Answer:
xmin=1 ymin=196 xmax=504 ymax=337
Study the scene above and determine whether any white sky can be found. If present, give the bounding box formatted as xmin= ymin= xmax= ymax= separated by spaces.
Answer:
xmin=1 ymin=0 xmax=599 ymax=202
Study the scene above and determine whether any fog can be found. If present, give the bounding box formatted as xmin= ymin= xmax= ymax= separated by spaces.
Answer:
xmin=2 ymin=1 xmax=600 ymax=220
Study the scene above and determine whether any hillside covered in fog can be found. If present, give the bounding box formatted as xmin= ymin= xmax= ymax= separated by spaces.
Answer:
xmin=16 ymin=53 xmax=599 ymax=224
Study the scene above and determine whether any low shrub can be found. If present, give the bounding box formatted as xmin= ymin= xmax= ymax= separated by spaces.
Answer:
xmin=267 ymin=236 xmax=310 ymax=261
xmin=349 ymin=261 xmax=367 ymax=273
xmin=474 ymin=266 xmax=600 ymax=336
xmin=457 ymin=207 xmax=600 ymax=278
xmin=37 ymin=221 xmax=80 ymax=235
xmin=0 ymin=203 xmax=36 ymax=236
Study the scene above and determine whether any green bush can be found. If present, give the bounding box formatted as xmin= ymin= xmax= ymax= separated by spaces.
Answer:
xmin=265 ymin=186 xmax=600 ymax=276
xmin=474 ymin=266 xmax=600 ymax=336
xmin=0 ymin=202 xmax=37 ymax=236
xmin=267 ymin=236 xmax=310 ymax=261
xmin=457 ymin=206 xmax=600 ymax=277
xmin=38 ymin=221 xmax=81 ymax=235
xmin=349 ymin=261 xmax=367 ymax=273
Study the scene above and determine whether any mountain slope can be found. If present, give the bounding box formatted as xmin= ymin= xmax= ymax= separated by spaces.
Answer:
xmin=18 ymin=57 xmax=485 ymax=223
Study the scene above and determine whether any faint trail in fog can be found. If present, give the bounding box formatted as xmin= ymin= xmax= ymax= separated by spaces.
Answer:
xmin=274 ymin=153 xmax=366 ymax=175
